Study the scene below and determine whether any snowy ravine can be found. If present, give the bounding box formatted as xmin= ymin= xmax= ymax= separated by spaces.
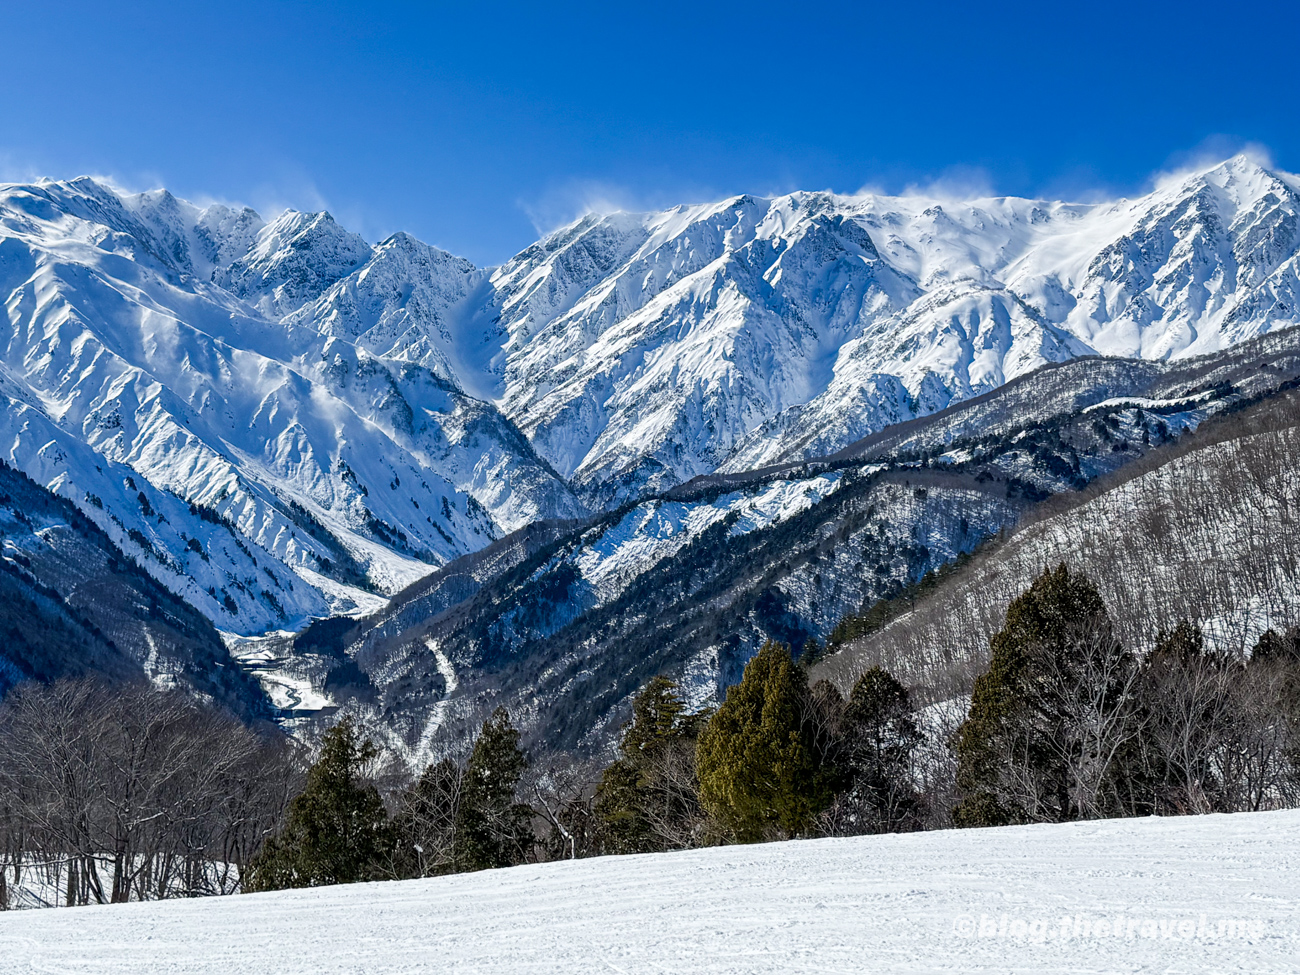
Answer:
xmin=1 ymin=810 xmax=1296 ymax=973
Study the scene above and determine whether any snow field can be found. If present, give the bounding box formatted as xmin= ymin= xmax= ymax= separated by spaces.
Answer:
xmin=1 ymin=809 xmax=1296 ymax=973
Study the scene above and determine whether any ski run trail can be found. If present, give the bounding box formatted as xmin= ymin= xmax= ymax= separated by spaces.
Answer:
xmin=0 ymin=809 xmax=1296 ymax=974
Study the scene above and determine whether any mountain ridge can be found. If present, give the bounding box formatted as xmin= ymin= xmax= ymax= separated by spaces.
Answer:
xmin=2 ymin=155 xmax=1299 ymax=647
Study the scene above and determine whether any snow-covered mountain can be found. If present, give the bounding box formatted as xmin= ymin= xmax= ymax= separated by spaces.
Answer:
xmin=2 ymin=155 xmax=1298 ymax=637
xmin=0 ymin=178 xmax=581 ymax=633
xmin=481 ymin=155 xmax=1300 ymax=500
xmin=274 ymin=326 xmax=1300 ymax=761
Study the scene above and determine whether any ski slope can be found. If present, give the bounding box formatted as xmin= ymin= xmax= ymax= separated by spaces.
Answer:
xmin=1 ymin=810 xmax=1297 ymax=973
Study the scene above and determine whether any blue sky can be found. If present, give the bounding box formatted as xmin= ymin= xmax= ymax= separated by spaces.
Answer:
xmin=3 ymin=0 xmax=1297 ymax=264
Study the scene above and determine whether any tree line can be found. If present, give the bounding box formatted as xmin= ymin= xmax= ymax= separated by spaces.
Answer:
xmin=0 ymin=680 xmax=296 ymax=907
xmin=241 ymin=562 xmax=1300 ymax=893
xmin=4 ymin=561 xmax=1297 ymax=904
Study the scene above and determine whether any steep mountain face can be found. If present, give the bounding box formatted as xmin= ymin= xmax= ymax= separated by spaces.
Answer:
xmin=0 ymin=458 xmax=271 ymax=718
xmin=0 ymin=178 xmax=582 ymax=633
xmin=479 ymin=156 xmax=1300 ymax=502
xmin=218 ymin=210 xmax=373 ymax=318
xmin=2 ymin=155 xmax=1299 ymax=650
xmin=281 ymin=326 xmax=1300 ymax=762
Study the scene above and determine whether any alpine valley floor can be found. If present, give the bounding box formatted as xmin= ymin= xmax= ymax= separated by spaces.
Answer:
xmin=2 ymin=810 xmax=1297 ymax=974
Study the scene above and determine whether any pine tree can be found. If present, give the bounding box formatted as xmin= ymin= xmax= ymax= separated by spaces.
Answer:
xmin=594 ymin=676 xmax=704 ymax=854
xmin=245 ymin=716 xmax=390 ymax=890
xmin=695 ymin=641 xmax=831 ymax=841
xmin=953 ymin=564 xmax=1140 ymax=826
xmin=623 ymin=676 xmax=688 ymax=759
xmin=453 ymin=707 xmax=532 ymax=872
xmin=593 ymin=757 xmax=649 ymax=854
xmin=829 ymin=666 xmax=924 ymax=833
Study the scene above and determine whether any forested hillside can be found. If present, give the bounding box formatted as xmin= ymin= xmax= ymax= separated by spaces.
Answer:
xmin=814 ymin=386 xmax=1300 ymax=704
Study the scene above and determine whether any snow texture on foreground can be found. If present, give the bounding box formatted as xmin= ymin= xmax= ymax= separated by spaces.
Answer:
xmin=2 ymin=810 xmax=1298 ymax=974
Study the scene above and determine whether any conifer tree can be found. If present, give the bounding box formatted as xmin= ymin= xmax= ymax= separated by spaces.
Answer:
xmin=696 ymin=641 xmax=831 ymax=841
xmin=245 ymin=716 xmax=390 ymax=890
xmin=1250 ymin=626 xmax=1300 ymax=666
xmin=594 ymin=757 xmax=650 ymax=855
xmin=453 ymin=707 xmax=532 ymax=872
xmin=595 ymin=676 xmax=704 ymax=854
xmin=953 ymin=564 xmax=1140 ymax=826
xmin=827 ymin=666 xmax=924 ymax=833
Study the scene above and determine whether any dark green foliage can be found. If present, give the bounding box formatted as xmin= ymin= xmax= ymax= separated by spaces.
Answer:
xmin=797 ymin=638 xmax=828 ymax=669
xmin=696 ymin=642 xmax=833 ymax=841
xmin=1151 ymin=619 xmax=1209 ymax=663
xmin=594 ymin=677 xmax=705 ymax=853
xmin=593 ymin=758 xmax=649 ymax=855
xmin=828 ymin=555 xmax=974 ymax=648
xmin=953 ymin=564 xmax=1141 ymax=826
xmin=246 ymin=716 xmax=390 ymax=890
xmin=823 ymin=667 xmax=925 ymax=834
xmin=294 ymin=615 xmax=359 ymax=656
xmin=453 ymin=707 xmax=532 ymax=872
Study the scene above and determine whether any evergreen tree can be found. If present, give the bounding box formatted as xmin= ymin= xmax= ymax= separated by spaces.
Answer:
xmin=1251 ymin=626 xmax=1300 ymax=666
xmin=953 ymin=564 xmax=1140 ymax=826
xmin=827 ymin=667 xmax=925 ymax=834
xmin=246 ymin=716 xmax=390 ymax=890
xmin=696 ymin=641 xmax=831 ymax=841
xmin=594 ymin=676 xmax=704 ymax=854
xmin=593 ymin=757 xmax=650 ymax=854
xmin=623 ymin=676 xmax=688 ymax=758
xmin=453 ymin=707 xmax=532 ymax=872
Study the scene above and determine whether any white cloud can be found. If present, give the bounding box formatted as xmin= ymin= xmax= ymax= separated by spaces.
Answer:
xmin=894 ymin=164 xmax=998 ymax=202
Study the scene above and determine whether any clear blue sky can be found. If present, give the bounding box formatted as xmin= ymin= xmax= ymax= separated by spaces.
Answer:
xmin=3 ymin=0 xmax=1297 ymax=265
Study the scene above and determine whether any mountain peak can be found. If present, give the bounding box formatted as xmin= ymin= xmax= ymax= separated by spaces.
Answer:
xmin=217 ymin=207 xmax=373 ymax=316
xmin=5 ymin=164 xmax=1300 ymax=641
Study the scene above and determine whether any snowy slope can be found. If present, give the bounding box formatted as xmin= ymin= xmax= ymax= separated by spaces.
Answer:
xmin=0 ymin=178 xmax=581 ymax=633
xmin=1 ymin=810 xmax=1296 ymax=973
xmin=3 ymin=156 xmax=1299 ymax=639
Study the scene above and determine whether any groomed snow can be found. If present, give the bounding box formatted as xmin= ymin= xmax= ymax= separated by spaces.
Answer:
xmin=2 ymin=810 xmax=1296 ymax=973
